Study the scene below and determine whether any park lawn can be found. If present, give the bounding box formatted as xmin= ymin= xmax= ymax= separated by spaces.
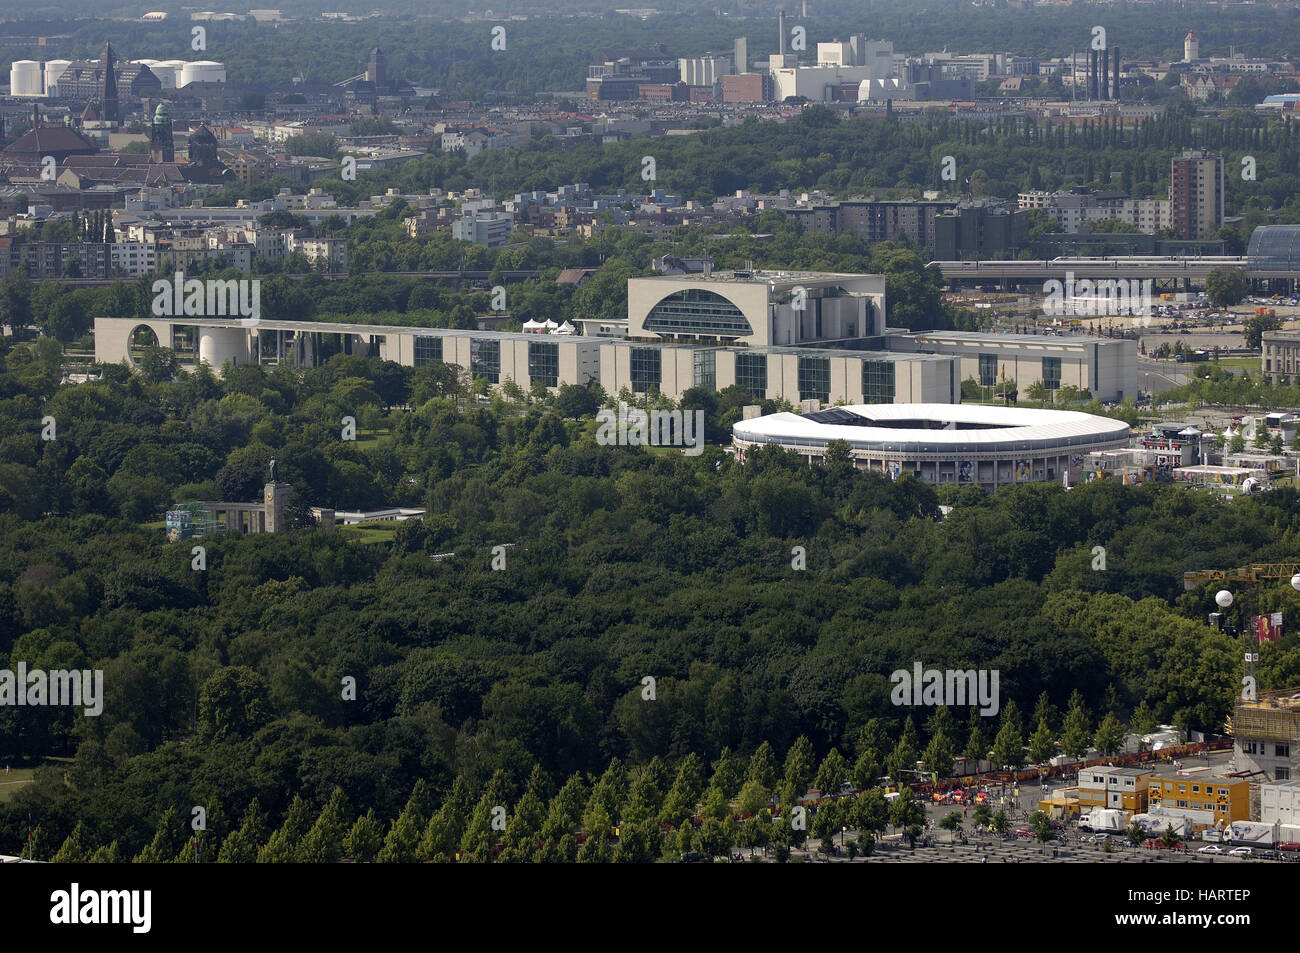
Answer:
xmin=338 ymin=522 xmax=399 ymax=545
xmin=1215 ymin=358 xmax=1261 ymax=374
xmin=0 ymin=766 xmax=37 ymax=804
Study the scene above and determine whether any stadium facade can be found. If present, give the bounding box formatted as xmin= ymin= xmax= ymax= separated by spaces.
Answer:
xmin=731 ymin=403 xmax=1132 ymax=488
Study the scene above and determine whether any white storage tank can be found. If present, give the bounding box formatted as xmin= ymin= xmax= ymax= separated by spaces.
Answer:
xmin=10 ymin=60 xmax=42 ymax=97
xmin=43 ymin=59 xmax=70 ymax=97
xmin=154 ymin=60 xmax=185 ymax=88
xmin=179 ymin=60 xmax=226 ymax=87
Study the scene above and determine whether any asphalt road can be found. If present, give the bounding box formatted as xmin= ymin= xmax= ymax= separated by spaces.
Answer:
xmin=1139 ymin=357 xmax=1193 ymax=394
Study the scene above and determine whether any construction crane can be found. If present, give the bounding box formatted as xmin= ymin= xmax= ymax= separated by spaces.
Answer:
xmin=1183 ymin=563 xmax=1300 ymax=591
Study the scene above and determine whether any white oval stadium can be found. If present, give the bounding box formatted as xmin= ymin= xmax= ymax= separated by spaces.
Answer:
xmin=732 ymin=403 xmax=1132 ymax=489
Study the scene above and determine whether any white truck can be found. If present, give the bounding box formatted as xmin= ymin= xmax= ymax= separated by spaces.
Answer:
xmin=1227 ymin=820 xmax=1279 ymax=847
xmin=1080 ymin=808 xmax=1128 ymax=833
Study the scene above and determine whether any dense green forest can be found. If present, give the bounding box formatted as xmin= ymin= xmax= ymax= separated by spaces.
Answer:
xmin=4 ymin=2 xmax=1300 ymax=93
xmin=3 ymin=331 xmax=1300 ymax=861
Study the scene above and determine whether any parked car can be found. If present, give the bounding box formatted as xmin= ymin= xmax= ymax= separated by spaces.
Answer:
xmin=1197 ymin=845 xmax=1223 ymax=854
xmin=1228 ymin=847 xmax=1253 ymax=857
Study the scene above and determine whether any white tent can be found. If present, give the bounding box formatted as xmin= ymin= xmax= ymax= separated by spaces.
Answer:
xmin=543 ymin=319 xmax=559 ymax=330
xmin=553 ymin=320 xmax=576 ymax=335
xmin=521 ymin=319 xmax=546 ymax=332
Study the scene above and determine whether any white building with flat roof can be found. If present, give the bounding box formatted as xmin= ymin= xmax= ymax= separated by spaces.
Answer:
xmin=1261 ymin=780 xmax=1300 ymax=825
xmin=599 ymin=342 xmax=956 ymax=404
xmin=93 ymin=317 xmax=602 ymax=392
xmin=905 ymin=330 xmax=1137 ymax=403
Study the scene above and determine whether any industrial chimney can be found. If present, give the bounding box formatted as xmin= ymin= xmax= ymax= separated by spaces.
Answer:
xmin=1101 ymin=48 xmax=1110 ymax=99
xmin=1112 ymin=47 xmax=1121 ymax=101
xmin=779 ymin=9 xmax=787 ymax=56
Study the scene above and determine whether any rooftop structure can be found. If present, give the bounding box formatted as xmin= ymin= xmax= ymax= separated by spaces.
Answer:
xmin=627 ymin=269 xmax=886 ymax=348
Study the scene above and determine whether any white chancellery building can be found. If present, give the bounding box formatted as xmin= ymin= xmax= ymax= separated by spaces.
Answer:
xmin=92 ymin=268 xmax=1137 ymax=407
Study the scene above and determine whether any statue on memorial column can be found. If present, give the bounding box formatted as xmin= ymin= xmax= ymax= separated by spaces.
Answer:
xmin=269 ymin=458 xmax=279 ymax=483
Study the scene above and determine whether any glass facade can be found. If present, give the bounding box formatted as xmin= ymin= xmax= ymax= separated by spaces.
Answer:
xmin=734 ymin=351 xmax=767 ymax=398
xmin=528 ymin=341 xmax=559 ymax=388
xmin=693 ymin=349 xmax=717 ymax=390
xmin=979 ymin=353 xmax=997 ymax=387
xmin=861 ymin=360 xmax=895 ymax=404
xmin=644 ymin=289 xmax=754 ymax=338
xmin=470 ymin=338 xmax=500 ymax=383
xmin=414 ymin=336 xmax=442 ymax=367
xmin=1248 ymin=225 xmax=1300 ymax=271
xmin=798 ymin=356 xmax=830 ymax=403
xmin=1042 ymin=356 xmax=1061 ymax=391
xmin=630 ymin=346 xmax=662 ymax=393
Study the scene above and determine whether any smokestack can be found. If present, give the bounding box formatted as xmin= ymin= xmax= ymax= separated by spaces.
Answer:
xmin=1089 ymin=49 xmax=1099 ymax=100
xmin=1113 ymin=47 xmax=1121 ymax=101
xmin=779 ymin=9 xmax=786 ymax=56
xmin=1101 ymin=49 xmax=1109 ymax=99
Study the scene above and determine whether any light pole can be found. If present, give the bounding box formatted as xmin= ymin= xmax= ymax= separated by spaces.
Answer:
xmin=1216 ymin=588 xmax=1257 ymax=704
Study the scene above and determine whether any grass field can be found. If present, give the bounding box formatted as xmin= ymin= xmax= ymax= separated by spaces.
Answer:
xmin=338 ymin=522 xmax=399 ymax=544
xmin=1214 ymin=358 xmax=1261 ymax=374
xmin=0 ymin=767 xmax=36 ymax=804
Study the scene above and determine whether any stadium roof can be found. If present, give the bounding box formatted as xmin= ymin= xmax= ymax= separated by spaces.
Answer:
xmin=732 ymin=403 xmax=1132 ymax=455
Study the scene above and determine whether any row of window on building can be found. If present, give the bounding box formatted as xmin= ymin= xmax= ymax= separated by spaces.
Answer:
xmin=414 ymin=336 xmax=902 ymax=402
xmin=975 ymin=353 xmax=1061 ymax=389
